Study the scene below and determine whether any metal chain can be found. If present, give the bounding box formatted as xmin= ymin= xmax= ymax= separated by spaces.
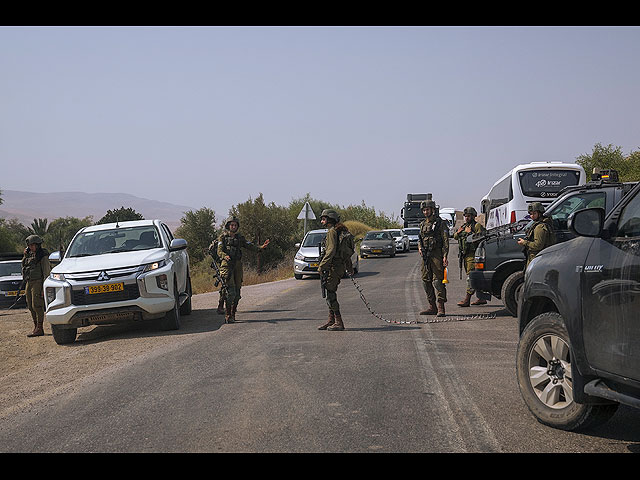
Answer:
xmin=347 ymin=273 xmax=497 ymax=324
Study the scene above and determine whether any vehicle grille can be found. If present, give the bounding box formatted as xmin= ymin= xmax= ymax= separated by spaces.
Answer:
xmin=71 ymin=283 xmax=140 ymax=305
xmin=0 ymin=280 xmax=23 ymax=290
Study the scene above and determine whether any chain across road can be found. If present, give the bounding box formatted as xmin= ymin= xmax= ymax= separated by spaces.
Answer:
xmin=347 ymin=273 xmax=497 ymax=324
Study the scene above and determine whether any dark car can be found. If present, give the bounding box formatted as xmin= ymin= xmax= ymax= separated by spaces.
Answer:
xmin=360 ymin=231 xmax=396 ymax=258
xmin=516 ymin=180 xmax=640 ymax=431
xmin=0 ymin=253 xmax=25 ymax=308
xmin=470 ymin=171 xmax=637 ymax=316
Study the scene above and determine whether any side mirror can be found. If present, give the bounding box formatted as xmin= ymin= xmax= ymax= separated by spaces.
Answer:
xmin=49 ymin=251 xmax=62 ymax=262
xmin=169 ymin=238 xmax=188 ymax=251
xmin=568 ymin=208 xmax=604 ymax=237
xmin=295 ymin=243 xmax=301 ymax=248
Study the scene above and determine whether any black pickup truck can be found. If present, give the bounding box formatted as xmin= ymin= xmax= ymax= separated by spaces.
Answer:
xmin=469 ymin=172 xmax=637 ymax=316
xmin=516 ymin=179 xmax=640 ymax=431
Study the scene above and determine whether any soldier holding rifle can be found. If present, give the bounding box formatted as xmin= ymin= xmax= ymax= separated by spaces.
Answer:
xmin=21 ymin=235 xmax=51 ymax=337
xmin=418 ymin=199 xmax=449 ymax=317
xmin=453 ymin=207 xmax=486 ymax=307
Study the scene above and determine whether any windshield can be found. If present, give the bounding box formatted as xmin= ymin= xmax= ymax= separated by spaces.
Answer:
xmin=547 ymin=192 xmax=606 ymax=230
xmin=387 ymin=230 xmax=402 ymax=237
xmin=403 ymin=229 xmax=419 ymax=235
xmin=67 ymin=226 xmax=162 ymax=258
xmin=0 ymin=262 xmax=21 ymax=277
xmin=519 ymin=169 xmax=582 ymax=199
xmin=364 ymin=231 xmax=391 ymax=240
xmin=302 ymin=232 xmax=326 ymax=247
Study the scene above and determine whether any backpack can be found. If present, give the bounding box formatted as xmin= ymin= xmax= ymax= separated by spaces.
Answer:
xmin=337 ymin=229 xmax=355 ymax=263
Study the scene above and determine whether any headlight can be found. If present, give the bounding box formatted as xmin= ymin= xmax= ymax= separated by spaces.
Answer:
xmin=143 ymin=259 xmax=167 ymax=272
xmin=295 ymin=252 xmax=305 ymax=261
xmin=50 ymin=273 xmax=65 ymax=281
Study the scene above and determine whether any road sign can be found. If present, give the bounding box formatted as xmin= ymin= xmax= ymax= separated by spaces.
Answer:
xmin=297 ymin=202 xmax=316 ymax=234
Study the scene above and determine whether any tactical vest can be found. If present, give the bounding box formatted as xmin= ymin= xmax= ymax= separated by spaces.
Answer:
xmin=420 ymin=216 xmax=444 ymax=252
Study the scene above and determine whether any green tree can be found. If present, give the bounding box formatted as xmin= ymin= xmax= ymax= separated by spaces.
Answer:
xmin=45 ymin=216 xmax=94 ymax=253
xmin=28 ymin=218 xmax=49 ymax=236
xmin=174 ymin=207 xmax=218 ymax=263
xmin=576 ymin=143 xmax=640 ymax=182
xmin=0 ymin=218 xmax=30 ymax=252
xmin=97 ymin=207 xmax=144 ymax=224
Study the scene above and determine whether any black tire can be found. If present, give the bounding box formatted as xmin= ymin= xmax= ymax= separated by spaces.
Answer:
xmin=294 ymin=273 xmax=303 ymax=280
xmin=161 ymin=279 xmax=181 ymax=331
xmin=502 ymin=270 xmax=524 ymax=317
xmin=179 ymin=275 xmax=192 ymax=316
xmin=516 ymin=312 xmax=618 ymax=431
xmin=51 ymin=325 xmax=77 ymax=345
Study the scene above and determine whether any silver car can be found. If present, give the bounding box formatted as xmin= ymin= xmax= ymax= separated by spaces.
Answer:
xmin=293 ymin=228 xmax=359 ymax=279
xmin=383 ymin=228 xmax=409 ymax=253
xmin=402 ymin=227 xmax=420 ymax=250
xmin=360 ymin=230 xmax=396 ymax=258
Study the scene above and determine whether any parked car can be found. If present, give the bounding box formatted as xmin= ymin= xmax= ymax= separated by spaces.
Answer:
xmin=516 ymin=180 xmax=640 ymax=431
xmin=44 ymin=220 xmax=191 ymax=345
xmin=402 ymin=227 xmax=420 ymax=250
xmin=383 ymin=229 xmax=410 ymax=253
xmin=360 ymin=231 xmax=396 ymax=258
xmin=293 ymin=228 xmax=359 ymax=279
xmin=0 ymin=253 xmax=25 ymax=308
xmin=470 ymin=171 xmax=637 ymax=316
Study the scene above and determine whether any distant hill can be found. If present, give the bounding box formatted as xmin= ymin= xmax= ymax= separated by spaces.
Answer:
xmin=0 ymin=190 xmax=195 ymax=231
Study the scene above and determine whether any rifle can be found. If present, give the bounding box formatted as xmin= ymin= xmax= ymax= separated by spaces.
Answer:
xmin=318 ymin=243 xmax=326 ymax=298
xmin=8 ymin=280 xmax=26 ymax=310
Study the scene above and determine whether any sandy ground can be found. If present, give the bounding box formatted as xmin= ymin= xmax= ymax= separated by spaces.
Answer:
xmin=0 ymin=278 xmax=300 ymax=422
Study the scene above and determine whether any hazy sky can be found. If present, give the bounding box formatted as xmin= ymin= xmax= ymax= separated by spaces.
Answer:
xmin=1 ymin=26 xmax=639 ymax=224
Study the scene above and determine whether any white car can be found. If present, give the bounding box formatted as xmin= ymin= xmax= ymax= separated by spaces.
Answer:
xmin=44 ymin=220 xmax=191 ymax=345
xmin=402 ymin=227 xmax=420 ymax=250
xmin=293 ymin=228 xmax=359 ymax=279
xmin=383 ymin=228 xmax=410 ymax=253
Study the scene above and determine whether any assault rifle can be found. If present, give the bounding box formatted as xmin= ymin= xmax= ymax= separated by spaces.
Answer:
xmin=467 ymin=218 xmax=529 ymax=245
xmin=208 ymin=244 xmax=229 ymax=298
xmin=8 ymin=279 xmax=26 ymax=310
xmin=318 ymin=243 xmax=326 ymax=298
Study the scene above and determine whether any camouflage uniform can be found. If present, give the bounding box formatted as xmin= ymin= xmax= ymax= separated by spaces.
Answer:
xmin=521 ymin=202 xmax=554 ymax=268
xmin=317 ymin=209 xmax=352 ymax=331
xmin=418 ymin=200 xmax=449 ymax=316
xmin=453 ymin=207 xmax=486 ymax=306
xmin=21 ymin=235 xmax=51 ymax=337
xmin=216 ymin=216 xmax=264 ymax=323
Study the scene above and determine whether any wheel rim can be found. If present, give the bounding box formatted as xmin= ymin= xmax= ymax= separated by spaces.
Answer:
xmin=527 ymin=334 xmax=573 ymax=409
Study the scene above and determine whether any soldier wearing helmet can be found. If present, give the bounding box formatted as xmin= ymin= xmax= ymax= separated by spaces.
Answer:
xmin=21 ymin=234 xmax=51 ymax=337
xmin=317 ymin=208 xmax=353 ymax=331
xmin=418 ymin=199 xmax=449 ymax=317
xmin=216 ymin=216 xmax=269 ymax=323
xmin=517 ymin=202 xmax=555 ymax=268
xmin=453 ymin=206 xmax=487 ymax=307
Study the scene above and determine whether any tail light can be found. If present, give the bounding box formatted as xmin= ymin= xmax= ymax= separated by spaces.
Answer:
xmin=510 ymin=210 xmax=516 ymax=224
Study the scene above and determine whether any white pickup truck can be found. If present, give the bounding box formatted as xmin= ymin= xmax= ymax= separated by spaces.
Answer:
xmin=44 ymin=220 xmax=191 ymax=345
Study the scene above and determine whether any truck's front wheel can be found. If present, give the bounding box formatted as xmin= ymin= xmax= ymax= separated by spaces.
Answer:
xmin=501 ymin=270 xmax=524 ymax=317
xmin=51 ymin=325 xmax=77 ymax=345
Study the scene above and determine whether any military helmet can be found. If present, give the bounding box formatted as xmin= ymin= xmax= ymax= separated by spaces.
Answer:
xmin=463 ymin=207 xmax=477 ymax=217
xmin=320 ymin=209 xmax=340 ymax=222
xmin=225 ymin=216 xmax=240 ymax=229
xmin=25 ymin=234 xmax=43 ymax=245
xmin=528 ymin=202 xmax=545 ymax=214
xmin=420 ymin=200 xmax=436 ymax=210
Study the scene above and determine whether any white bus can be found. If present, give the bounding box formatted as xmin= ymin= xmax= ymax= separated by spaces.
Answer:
xmin=481 ymin=162 xmax=586 ymax=229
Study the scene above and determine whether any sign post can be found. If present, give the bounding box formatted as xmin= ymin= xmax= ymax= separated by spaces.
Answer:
xmin=297 ymin=202 xmax=316 ymax=236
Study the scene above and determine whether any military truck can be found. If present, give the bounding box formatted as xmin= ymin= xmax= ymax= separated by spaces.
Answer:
xmin=469 ymin=170 xmax=636 ymax=316
xmin=401 ymin=193 xmax=435 ymax=228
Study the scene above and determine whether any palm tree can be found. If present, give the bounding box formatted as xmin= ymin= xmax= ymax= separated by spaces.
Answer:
xmin=28 ymin=218 xmax=49 ymax=236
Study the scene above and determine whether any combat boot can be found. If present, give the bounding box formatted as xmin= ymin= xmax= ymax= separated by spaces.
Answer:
xmin=420 ymin=300 xmax=438 ymax=315
xmin=225 ymin=304 xmax=233 ymax=323
xmin=231 ymin=302 xmax=238 ymax=322
xmin=27 ymin=320 xmax=44 ymax=337
xmin=318 ymin=311 xmax=336 ymax=330
xmin=437 ymin=300 xmax=446 ymax=317
xmin=470 ymin=296 xmax=487 ymax=305
xmin=216 ymin=297 xmax=225 ymax=314
xmin=327 ymin=312 xmax=344 ymax=331
xmin=457 ymin=293 xmax=472 ymax=307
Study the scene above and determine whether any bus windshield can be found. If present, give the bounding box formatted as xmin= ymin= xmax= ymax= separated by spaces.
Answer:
xmin=518 ymin=170 xmax=581 ymax=198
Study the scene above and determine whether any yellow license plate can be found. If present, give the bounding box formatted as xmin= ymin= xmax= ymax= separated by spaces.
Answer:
xmin=310 ymin=262 xmax=318 ymax=268
xmin=372 ymin=249 xmax=382 ymax=253
xmin=7 ymin=290 xmax=25 ymax=296
xmin=85 ymin=283 xmax=124 ymax=295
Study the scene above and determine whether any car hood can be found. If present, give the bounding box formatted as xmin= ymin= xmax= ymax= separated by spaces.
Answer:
xmin=53 ymin=248 xmax=167 ymax=273
xmin=362 ymin=240 xmax=393 ymax=247
xmin=298 ymin=246 xmax=322 ymax=259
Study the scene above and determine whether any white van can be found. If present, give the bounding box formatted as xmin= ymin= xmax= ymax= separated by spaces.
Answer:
xmin=481 ymin=162 xmax=586 ymax=229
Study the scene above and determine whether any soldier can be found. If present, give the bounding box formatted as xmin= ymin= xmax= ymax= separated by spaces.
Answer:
xmin=217 ymin=216 xmax=269 ymax=323
xmin=418 ymin=200 xmax=449 ymax=317
xmin=21 ymin=235 xmax=51 ymax=337
xmin=453 ymin=207 xmax=487 ymax=307
xmin=517 ymin=202 xmax=555 ymax=268
xmin=317 ymin=209 xmax=354 ymax=331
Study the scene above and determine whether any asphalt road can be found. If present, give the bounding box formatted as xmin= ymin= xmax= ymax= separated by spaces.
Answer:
xmin=1 ymin=243 xmax=640 ymax=453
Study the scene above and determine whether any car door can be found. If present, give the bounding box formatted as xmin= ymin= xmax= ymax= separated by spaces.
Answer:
xmin=581 ymin=191 xmax=640 ymax=381
xmin=161 ymin=223 xmax=186 ymax=294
